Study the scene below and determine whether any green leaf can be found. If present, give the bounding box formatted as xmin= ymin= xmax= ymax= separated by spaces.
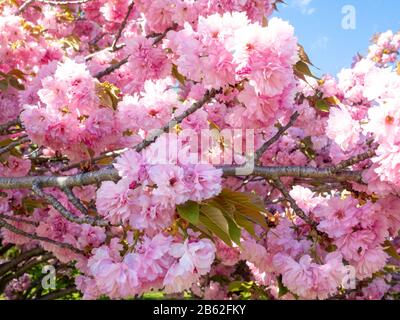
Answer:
xmin=0 ymin=138 xmax=13 ymax=148
xmin=96 ymin=81 xmax=121 ymax=110
xmin=22 ymin=197 xmax=46 ymax=213
xmin=224 ymin=214 xmax=242 ymax=246
xmin=172 ymin=64 xmax=186 ymax=85
xmin=234 ymin=213 xmax=256 ymax=237
xmin=383 ymin=240 xmax=400 ymax=260
xmin=315 ymin=99 xmax=330 ymax=113
xmin=0 ymin=79 xmax=8 ymax=91
xmin=8 ymin=69 xmax=26 ymax=80
xmin=220 ymin=189 xmax=269 ymax=229
xmin=8 ymin=77 xmax=25 ymax=90
xmin=299 ymin=136 xmax=316 ymax=160
xmin=201 ymin=205 xmax=229 ymax=234
xmin=199 ymin=214 xmax=231 ymax=246
xmin=228 ymin=281 xmax=244 ymax=292
xmin=294 ymin=60 xmax=319 ymax=81
xmin=177 ymin=201 xmax=199 ymax=224
xmin=298 ymin=44 xmax=313 ymax=66
xmin=277 ymin=275 xmax=289 ymax=298
xmin=199 ymin=205 xmax=231 ymax=246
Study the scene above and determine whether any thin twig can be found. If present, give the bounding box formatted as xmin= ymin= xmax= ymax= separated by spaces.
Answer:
xmin=331 ymin=148 xmax=377 ymax=172
xmin=134 ymin=88 xmax=222 ymax=152
xmin=0 ymin=135 xmax=30 ymax=156
xmin=0 ymin=214 xmax=39 ymax=227
xmin=94 ymin=56 xmax=129 ymax=79
xmin=152 ymin=23 xmax=178 ymax=45
xmin=0 ymin=247 xmax=44 ymax=277
xmin=0 ymin=118 xmax=22 ymax=135
xmin=94 ymin=23 xmax=174 ymax=79
xmin=111 ymin=1 xmax=135 ymax=51
xmin=0 ymin=219 xmax=84 ymax=255
xmin=61 ymin=187 xmax=89 ymax=215
xmin=270 ymin=177 xmax=317 ymax=227
xmin=58 ymin=148 xmax=127 ymax=173
xmin=255 ymin=111 xmax=300 ymax=163
xmin=32 ymin=182 xmax=108 ymax=227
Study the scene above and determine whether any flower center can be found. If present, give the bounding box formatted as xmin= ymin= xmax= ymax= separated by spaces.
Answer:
xmin=385 ymin=115 xmax=395 ymax=125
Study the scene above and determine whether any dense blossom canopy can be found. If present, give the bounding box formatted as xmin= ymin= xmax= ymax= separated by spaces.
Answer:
xmin=0 ymin=0 xmax=399 ymax=300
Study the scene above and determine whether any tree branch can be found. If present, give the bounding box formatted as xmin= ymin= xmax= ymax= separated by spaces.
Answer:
xmin=36 ymin=286 xmax=77 ymax=300
xmin=0 ymin=218 xmax=85 ymax=255
xmin=331 ymin=148 xmax=377 ymax=172
xmin=94 ymin=57 xmax=129 ymax=79
xmin=32 ymin=182 xmax=107 ymax=227
xmin=0 ymin=247 xmax=44 ymax=277
xmin=61 ymin=187 xmax=89 ymax=215
xmin=111 ymin=1 xmax=135 ymax=51
xmin=134 ymin=88 xmax=222 ymax=152
xmin=255 ymin=112 xmax=300 ymax=163
xmin=0 ymin=135 xmax=30 ymax=156
xmin=0 ymin=253 xmax=54 ymax=293
xmin=0 ymin=165 xmax=362 ymax=191
xmin=220 ymin=165 xmax=362 ymax=182
xmin=0 ymin=214 xmax=39 ymax=227
xmin=270 ymin=177 xmax=317 ymax=227
xmin=0 ymin=118 xmax=22 ymax=135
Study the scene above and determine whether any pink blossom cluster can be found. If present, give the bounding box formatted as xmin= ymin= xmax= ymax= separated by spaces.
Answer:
xmin=97 ymin=149 xmax=222 ymax=233
xmin=4 ymin=273 xmax=31 ymax=300
xmin=1 ymin=0 xmax=400 ymax=301
xmin=167 ymin=12 xmax=298 ymax=129
xmin=367 ymin=30 xmax=400 ymax=66
xmin=78 ymin=233 xmax=215 ymax=299
xmin=20 ymin=59 xmax=137 ymax=160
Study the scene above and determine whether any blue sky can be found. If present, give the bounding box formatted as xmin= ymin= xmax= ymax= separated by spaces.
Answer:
xmin=272 ymin=0 xmax=400 ymax=76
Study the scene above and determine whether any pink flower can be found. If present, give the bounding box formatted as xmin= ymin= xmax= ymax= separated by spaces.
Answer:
xmin=96 ymin=180 xmax=136 ymax=225
xmin=273 ymin=252 xmax=347 ymax=300
xmin=314 ymin=197 xmax=360 ymax=238
xmin=240 ymin=237 xmax=272 ymax=272
xmin=354 ymin=247 xmax=388 ymax=280
xmin=125 ymin=36 xmax=171 ymax=84
xmin=0 ymin=157 xmax=31 ymax=178
xmin=148 ymin=164 xmax=188 ymax=205
xmin=76 ymin=224 xmax=106 ymax=250
xmin=129 ymin=233 xmax=174 ymax=283
xmin=361 ymin=278 xmax=390 ymax=300
xmin=364 ymin=99 xmax=400 ymax=144
xmin=335 ymin=230 xmax=378 ymax=262
xmin=289 ymin=185 xmax=324 ymax=213
xmin=113 ymin=150 xmax=146 ymax=182
xmin=182 ymin=164 xmax=223 ymax=202
xmin=164 ymin=238 xmax=216 ymax=293
xmin=88 ymin=241 xmax=140 ymax=298
xmin=203 ymin=281 xmax=227 ymax=300
xmin=326 ymin=105 xmax=361 ymax=151
xmin=215 ymin=239 xmax=241 ymax=266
